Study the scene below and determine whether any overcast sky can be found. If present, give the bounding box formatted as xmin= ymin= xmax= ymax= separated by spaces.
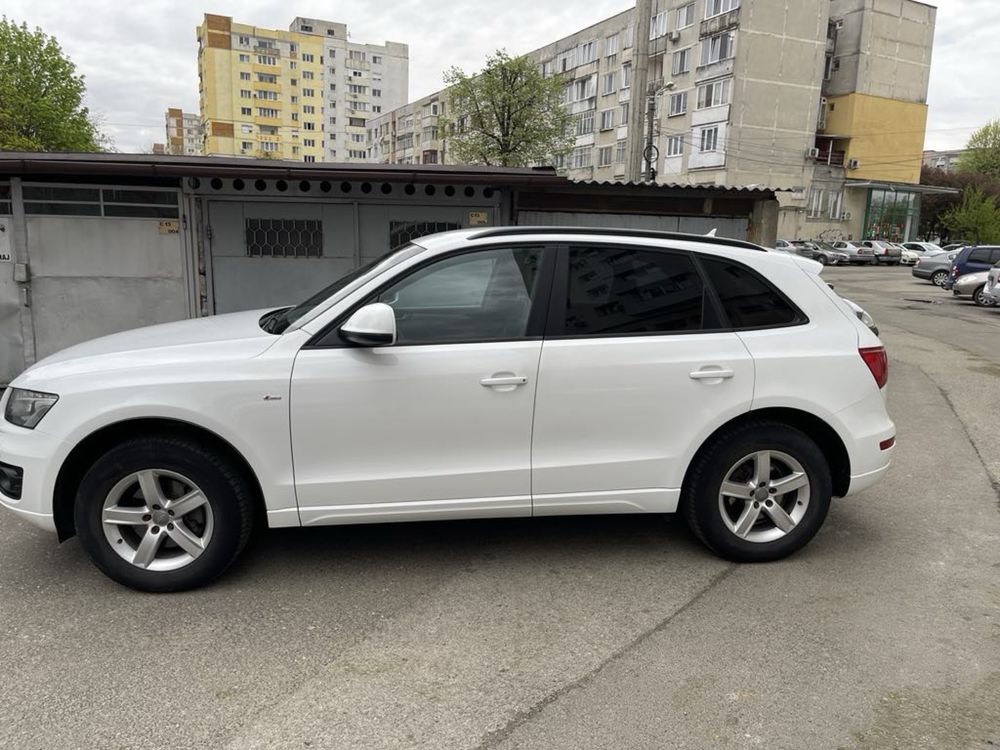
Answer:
xmin=3 ymin=0 xmax=994 ymax=153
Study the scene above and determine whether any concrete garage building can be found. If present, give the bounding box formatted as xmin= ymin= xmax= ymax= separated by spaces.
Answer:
xmin=0 ymin=153 xmax=779 ymax=385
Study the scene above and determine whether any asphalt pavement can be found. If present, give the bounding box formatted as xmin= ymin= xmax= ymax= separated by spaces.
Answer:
xmin=1 ymin=266 xmax=998 ymax=750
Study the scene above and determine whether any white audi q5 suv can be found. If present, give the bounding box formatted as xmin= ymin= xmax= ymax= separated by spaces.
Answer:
xmin=0 ymin=228 xmax=895 ymax=591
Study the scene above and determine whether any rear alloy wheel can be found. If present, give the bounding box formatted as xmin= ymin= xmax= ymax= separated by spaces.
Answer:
xmin=931 ymin=270 xmax=948 ymax=287
xmin=973 ymin=285 xmax=993 ymax=307
xmin=683 ymin=421 xmax=832 ymax=562
xmin=75 ymin=435 xmax=255 ymax=592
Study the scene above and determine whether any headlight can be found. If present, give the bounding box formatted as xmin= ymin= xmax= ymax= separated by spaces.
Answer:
xmin=4 ymin=388 xmax=59 ymax=429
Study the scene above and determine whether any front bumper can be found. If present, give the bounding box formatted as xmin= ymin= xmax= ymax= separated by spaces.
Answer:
xmin=0 ymin=419 xmax=63 ymax=533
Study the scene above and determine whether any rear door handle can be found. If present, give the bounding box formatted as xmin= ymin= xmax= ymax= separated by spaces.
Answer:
xmin=689 ymin=368 xmax=735 ymax=380
xmin=480 ymin=375 xmax=528 ymax=387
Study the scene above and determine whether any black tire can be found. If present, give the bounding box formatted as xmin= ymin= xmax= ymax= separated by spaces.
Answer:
xmin=74 ymin=435 xmax=255 ymax=592
xmin=973 ymin=285 xmax=991 ymax=307
xmin=931 ymin=270 xmax=948 ymax=287
xmin=682 ymin=421 xmax=832 ymax=563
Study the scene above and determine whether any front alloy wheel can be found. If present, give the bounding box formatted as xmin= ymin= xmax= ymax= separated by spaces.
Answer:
xmin=75 ymin=435 xmax=255 ymax=592
xmin=101 ymin=470 xmax=214 ymax=572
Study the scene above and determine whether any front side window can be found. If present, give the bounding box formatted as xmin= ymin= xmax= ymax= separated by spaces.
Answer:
xmin=701 ymin=258 xmax=802 ymax=329
xmin=377 ymin=247 xmax=544 ymax=345
xmin=561 ymin=246 xmax=706 ymax=336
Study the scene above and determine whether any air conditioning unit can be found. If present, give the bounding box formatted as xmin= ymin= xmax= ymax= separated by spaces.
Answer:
xmin=808 ymin=147 xmax=821 ymax=159
xmin=668 ymin=31 xmax=681 ymax=42
xmin=847 ymin=158 xmax=860 ymax=169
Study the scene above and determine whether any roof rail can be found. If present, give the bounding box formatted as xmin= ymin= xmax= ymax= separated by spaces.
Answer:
xmin=467 ymin=226 xmax=767 ymax=252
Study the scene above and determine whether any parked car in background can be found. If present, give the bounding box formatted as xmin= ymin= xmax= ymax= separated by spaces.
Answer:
xmin=941 ymin=243 xmax=968 ymax=252
xmin=950 ymin=271 xmax=993 ymax=306
xmin=773 ymin=239 xmax=796 ymax=253
xmin=912 ymin=250 xmax=960 ymax=287
xmin=860 ymin=240 xmax=902 ymax=265
xmin=831 ymin=240 xmax=877 ymax=265
xmin=949 ymin=246 xmax=1000 ymax=281
xmin=902 ymin=242 xmax=944 ymax=255
xmin=807 ymin=242 xmax=851 ymax=266
xmin=984 ymin=261 xmax=1000 ymax=305
xmin=0 ymin=227 xmax=895 ymax=591
xmin=900 ymin=247 xmax=920 ymax=266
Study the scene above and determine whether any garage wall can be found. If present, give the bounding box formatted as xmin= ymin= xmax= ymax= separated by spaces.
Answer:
xmin=26 ymin=216 xmax=189 ymax=359
xmin=516 ymin=211 xmax=749 ymax=240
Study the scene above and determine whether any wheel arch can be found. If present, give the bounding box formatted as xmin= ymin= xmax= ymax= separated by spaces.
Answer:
xmin=681 ymin=407 xmax=851 ymax=501
xmin=53 ymin=417 xmax=267 ymax=542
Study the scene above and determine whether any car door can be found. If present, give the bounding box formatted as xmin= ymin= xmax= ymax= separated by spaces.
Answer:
xmin=530 ymin=244 xmax=754 ymax=516
xmin=289 ymin=244 xmax=553 ymax=525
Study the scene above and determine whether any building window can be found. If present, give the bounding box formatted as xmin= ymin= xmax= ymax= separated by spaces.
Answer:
xmin=240 ymin=72 xmax=251 ymax=81
xmin=576 ymin=109 xmax=594 ymax=136
xmin=349 ymin=84 xmax=368 ymax=94
xmin=615 ymin=139 xmax=627 ymax=164
xmin=258 ymin=73 xmax=277 ymax=83
xmin=372 ymin=55 xmax=382 ymax=64
xmin=808 ymin=187 xmax=825 ymax=218
xmin=697 ymin=78 xmax=731 ymax=109
xmin=602 ymin=72 xmax=617 ymax=95
xmin=700 ymin=32 xmax=735 ymax=65
xmin=303 ymin=138 xmax=316 ymax=147
xmin=238 ymin=35 xmax=250 ymax=45
xmin=571 ymin=145 xmax=592 ymax=169
xmin=350 ymin=50 xmax=366 ymax=61
xmin=606 ymin=33 xmax=619 ymax=56
xmin=257 ymin=107 xmax=279 ymax=118
xmin=260 ymin=141 xmax=279 ymax=152
xmin=348 ymin=149 xmax=366 ymax=159
xmin=621 ymin=63 xmax=632 ymax=89
xmin=668 ymin=91 xmax=688 ymax=116
xmin=666 ymin=135 xmax=684 ymax=156
xmin=700 ymin=126 xmax=719 ymax=152
xmin=257 ymin=55 xmax=277 ymax=66
xmin=239 ymin=89 xmax=251 ymax=99
xmin=240 ymin=107 xmax=252 ymax=116
xmin=650 ymin=11 xmax=668 ymax=40
xmin=352 ymin=70 xmax=363 ymax=77
xmin=598 ymin=146 xmax=613 ymax=167
xmin=349 ymin=117 xmax=366 ymax=127
xmin=257 ymin=90 xmax=278 ymax=100
xmin=241 ymin=141 xmax=253 ymax=151
xmin=303 ymin=70 xmax=314 ymax=80
xmin=348 ymin=100 xmax=369 ymax=111
xmin=676 ymin=3 xmax=696 ymax=29
xmin=624 ymin=23 xmax=634 ymax=49
xmin=302 ymin=53 xmax=314 ymax=62
xmin=304 ymin=122 xmax=316 ymax=130
xmin=599 ymin=108 xmax=616 ymax=130
xmin=705 ymin=0 xmax=740 ymax=19
xmin=238 ymin=53 xmax=250 ymax=63
xmin=672 ymin=48 xmax=691 ymax=76
xmin=302 ymin=105 xmax=315 ymax=114
xmin=373 ymin=88 xmax=382 ymax=97
xmin=579 ymin=40 xmax=597 ymax=64
xmin=620 ymin=102 xmax=630 ymax=124
xmin=828 ymin=190 xmax=843 ymax=219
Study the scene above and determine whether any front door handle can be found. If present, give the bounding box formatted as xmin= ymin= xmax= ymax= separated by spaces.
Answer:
xmin=480 ymin=375 xmax=528 ymax=388
xmin=689 ymin=368 xmax=735 ymax=380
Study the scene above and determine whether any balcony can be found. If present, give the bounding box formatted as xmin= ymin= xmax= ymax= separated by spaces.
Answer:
xmin=700 ymin=8 xmax=739 ymax=37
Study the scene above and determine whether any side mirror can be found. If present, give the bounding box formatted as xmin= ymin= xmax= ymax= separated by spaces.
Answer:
xmin=339 ymin=303 xmax=396 ymax=347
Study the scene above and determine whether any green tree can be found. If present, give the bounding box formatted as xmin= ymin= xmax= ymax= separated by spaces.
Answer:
xmin=919 ymin=165 xmax=1000 ymax=241
xmin=0 ymin=17 xmax=105 ymax=152
xmin=942 ymin=187 xmax=1000 ymax=245
xmin=441 ymin=50 xmax=573 ymax=168
xmin=957 ymin=119 xmax=1000 ymax=178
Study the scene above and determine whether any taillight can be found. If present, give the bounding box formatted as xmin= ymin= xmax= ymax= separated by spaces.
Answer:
xmin=951 ymin=266 xmax=959 ymax=277
xmin=859 ymin=346 xmax=888 ymax=389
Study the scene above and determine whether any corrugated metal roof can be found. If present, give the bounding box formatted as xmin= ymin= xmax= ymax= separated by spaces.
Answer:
xmin=569 ymin=178 xmax=784 ymax=194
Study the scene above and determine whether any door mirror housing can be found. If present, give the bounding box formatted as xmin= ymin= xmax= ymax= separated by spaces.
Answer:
xmin=339 ymin=303 xmax=397 ymax=347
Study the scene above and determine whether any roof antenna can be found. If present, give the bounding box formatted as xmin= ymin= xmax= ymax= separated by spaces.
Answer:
xmin=705 ymin=228 xmax=718 ymax=237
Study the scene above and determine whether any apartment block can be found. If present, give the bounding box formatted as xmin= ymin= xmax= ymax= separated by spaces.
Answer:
xmin=368 ymin=91 xmax=447 ymax=165
xmin=370 ymin=0 xmax=935 ymax=242
xmin=165 ymin=108 xmax=203 ymax=155
xmin=923 ymin=148 xmax=965 ymax=173
xmin=197 ymin=14 xmax=408 ymax=163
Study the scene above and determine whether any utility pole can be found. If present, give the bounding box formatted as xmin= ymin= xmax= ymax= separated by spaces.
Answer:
xmin=627 ymin=0 xmax=652 ymax=183
xmin=644 ymin=85 xmax=658 ymax=182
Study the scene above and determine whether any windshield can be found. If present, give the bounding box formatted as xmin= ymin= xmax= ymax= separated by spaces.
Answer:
xmin=260 ymin=243 xmax=425 ymax=334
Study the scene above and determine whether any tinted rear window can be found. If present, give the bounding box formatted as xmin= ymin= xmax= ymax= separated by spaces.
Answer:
xmin=968 ymin=248 xmax=991 ymax=263
xmin=702 ymin=258 xmax=803 ymax=329
xmin=562 ymin=246 xmax=706 ymax=336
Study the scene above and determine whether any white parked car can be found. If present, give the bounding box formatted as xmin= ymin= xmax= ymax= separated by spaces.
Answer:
xmin=831 ymin=240 xmax=877 ymax=265
xmin=984 ymin=261 xmax=1000 ymax=304
xmin=0 ymin=228 xmax=896 ymax=591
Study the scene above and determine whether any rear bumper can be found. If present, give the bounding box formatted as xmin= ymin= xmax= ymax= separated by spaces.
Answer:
xmin=832 ymin=390 xmax=895 ymax=498
xmin=910 ymin=267 xmax=933 ymax=279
